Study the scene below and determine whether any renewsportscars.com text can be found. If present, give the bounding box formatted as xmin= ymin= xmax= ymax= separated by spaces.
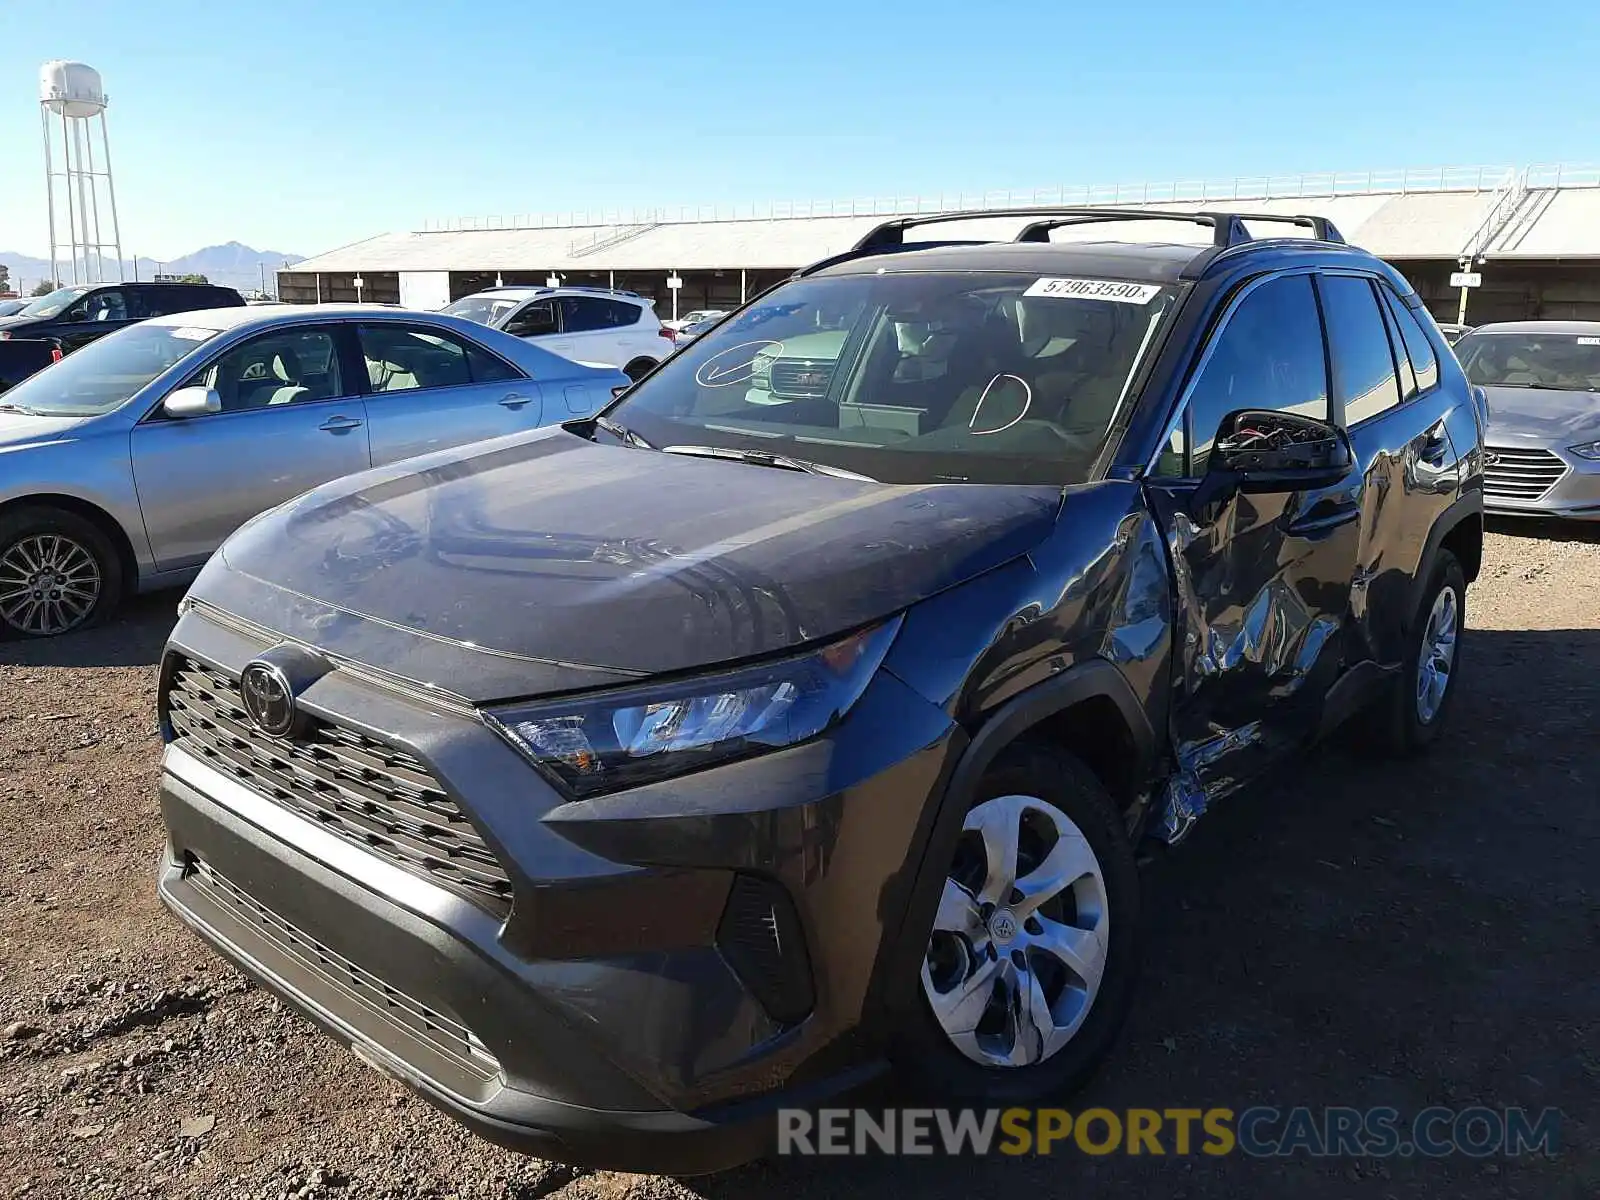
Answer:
xmin=777 ymin=1106 xmax=1561 ymax=1158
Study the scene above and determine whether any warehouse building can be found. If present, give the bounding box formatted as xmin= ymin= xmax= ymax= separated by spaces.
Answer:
xmin=278 ymin=164 xmax=1600 ymax=326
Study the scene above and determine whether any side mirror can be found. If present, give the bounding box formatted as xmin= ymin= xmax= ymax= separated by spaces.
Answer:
xmin=163 ymin=386 xmax=221 ymax=419
xmin=1194 ymin=408 xmax=1352 ymax=507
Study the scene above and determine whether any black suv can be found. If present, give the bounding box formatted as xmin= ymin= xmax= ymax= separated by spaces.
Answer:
xmin=155 ymin=209 xmax=1485 ymax=1174
xmin=0 ymin=281 xmax=245 ymax=353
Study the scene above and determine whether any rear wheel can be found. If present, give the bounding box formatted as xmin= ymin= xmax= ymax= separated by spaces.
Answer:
xmin=623 ymin=358 xmax=657 ymax=383
xmin=0 ymin=507 xmax=124 ymax=639
xmin=1369 ymin=548 xmax=1466 ymax=755
xmin=895 ymin=744 xmax=1140 ymax=1101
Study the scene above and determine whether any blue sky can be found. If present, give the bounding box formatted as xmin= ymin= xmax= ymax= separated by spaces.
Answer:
xmin=2 ymin=0 xmax=1598 ymax=260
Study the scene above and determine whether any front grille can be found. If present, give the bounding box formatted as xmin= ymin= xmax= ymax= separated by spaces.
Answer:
xmin=1483 ymin=446 xmax=1569 ymax=502
xmin=165 ymin=656 xmax=514 ymax=917
xmin=768 ymin=358 xmax=835 ymax=399
xmin=188 ymin=859 xmax=501 ymax=1086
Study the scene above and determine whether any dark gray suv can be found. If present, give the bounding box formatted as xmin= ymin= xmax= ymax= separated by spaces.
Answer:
xmin=155 ymin=209 xmax=1485 ymax=1173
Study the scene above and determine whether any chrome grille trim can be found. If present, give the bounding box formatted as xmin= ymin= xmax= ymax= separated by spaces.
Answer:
xmin=768 ymin=358 xmax=836 ymax=399
xmin=1483 ymin=446 xmax=1569 ymax=502
xmin=164 ymin=656 xmax=513 ymax=916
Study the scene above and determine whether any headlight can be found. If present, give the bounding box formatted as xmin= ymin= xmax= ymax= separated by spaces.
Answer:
xmin=1569 ymin=440 xmax=1600 ymax=460
xmin=488 ymin=618 xmax=901 ymax=797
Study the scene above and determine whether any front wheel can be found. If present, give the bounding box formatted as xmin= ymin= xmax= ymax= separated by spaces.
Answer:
xmin=894 ymin=743 xmax=1141 ymax=1102
xmin=0 ymin=507 xmax=124 ymax=639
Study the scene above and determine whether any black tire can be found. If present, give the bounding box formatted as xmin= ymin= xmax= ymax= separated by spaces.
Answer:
xmin=1371 ymin=548 xmax=1466 ymax=756
xmin=0 ymin=506 xmax=125 ymax=640
xmin=892 ymin=742 xmax=1141 ymax=1103
xmin=623 ymin=358 xmax=657 ymax=383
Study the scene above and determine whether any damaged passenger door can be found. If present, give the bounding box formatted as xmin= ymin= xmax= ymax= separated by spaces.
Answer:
xmin=1144 ymin=272 xmax=1362 ymax=833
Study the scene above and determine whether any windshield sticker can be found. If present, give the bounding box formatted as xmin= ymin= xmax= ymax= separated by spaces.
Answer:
xmin=694 ymin=340 xmax=784 ymax=388
xmin=168 ymin=325 xmax=219 ymax=341
xmin=1024 ymin=277 xmax=1161 ymax=304
xmin=1578 ymin=336 xmax=1600 ymax=345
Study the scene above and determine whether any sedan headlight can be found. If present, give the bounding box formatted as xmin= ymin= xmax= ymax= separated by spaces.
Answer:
xmin=1569 ymin=440 xmax=1600 ymax=460
xmin=488 ymin=618 xmax=901 ymax=797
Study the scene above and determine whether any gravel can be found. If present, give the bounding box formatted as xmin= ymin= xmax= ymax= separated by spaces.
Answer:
xmin=2 ymin=524 xmax=1596 ymax=1199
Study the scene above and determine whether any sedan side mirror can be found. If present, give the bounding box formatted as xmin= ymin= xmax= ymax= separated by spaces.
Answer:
xmin=163 ymin=386 xmax=222 ymax=418
xmin=1193 ymin=408 xmax=1352 ymax=508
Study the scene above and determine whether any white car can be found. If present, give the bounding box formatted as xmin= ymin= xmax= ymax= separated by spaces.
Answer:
xmin=671 ymin=310 xmax=729 ymax=347
xmin=442 ymin=287 xmax=674 ymax=381
xmin=663 ymin=308 xmax=726 ymax=334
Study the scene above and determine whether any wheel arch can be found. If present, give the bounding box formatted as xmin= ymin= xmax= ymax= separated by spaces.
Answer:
xmin=875 ymin=658 xmax=1159 ymax=1026
xmin=1408 ymin=492 xmax=1483 ymax=626
xmin=622 ymin=356 xmax=658 ymax=382
xmin=0 ymin=493 xmax=140 ymax=589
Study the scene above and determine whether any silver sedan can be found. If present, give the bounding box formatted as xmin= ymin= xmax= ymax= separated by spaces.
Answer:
xmin=1454 ymin=320 xmax=1600 ymax=520
xmin=0 ymin=304 xmax=628 ymax=637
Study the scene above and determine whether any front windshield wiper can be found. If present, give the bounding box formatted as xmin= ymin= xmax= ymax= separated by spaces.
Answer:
xmin=661 ymin=444 xmax=875 ymax=482
xmin=593 ymin=414 xmax=654 ymax=449
xmin=0 ymin=402 xmax=42 ymax=415
xmin=1485 ymin=381 xmax=1600 ymax=392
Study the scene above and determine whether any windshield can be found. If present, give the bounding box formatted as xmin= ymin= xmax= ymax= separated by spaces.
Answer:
xmin=17 ymin=286 xmax=92 ymax=319
xmin=441 ymin=295 xmax=525 ymax=326
xmin=0 ymin=322 xmax=219 ymax=416
xmin=610 ymin=271 xmax=1177 ymax=484
xmin=0 ymin=299 xmax=26 ymax=318
xmin=1456 ymin=331 xmax=1600 ymax=392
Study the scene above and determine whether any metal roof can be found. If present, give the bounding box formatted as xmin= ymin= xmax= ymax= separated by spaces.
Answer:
xmin=281 ymin=165 xmax=1600 ymax=277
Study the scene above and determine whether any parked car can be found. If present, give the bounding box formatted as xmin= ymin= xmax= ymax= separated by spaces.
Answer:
xmin=1452 ymin=320 xmax=1600 ymax=519
xmin=442 ymin=286 xmax=673 ymax=381
xmin=0 ymin=338 xmax=61 ymax=395
xmin=0 ymin=304 xmax=627 ymax=638
xmin=0 ymin=281 xmax=246 ymax=353
xmin=154 ymin=208 xmax=1484 ymax=1174
xmin=0 ymin=298 xmax=28 ymax=318
xmin=663 ymin=308 xmax=726 ymax=333
xmin=670 ymin=309 xmax=728 ymax=347
xmin=1437 ymin=322 xmax=1473 ymax=343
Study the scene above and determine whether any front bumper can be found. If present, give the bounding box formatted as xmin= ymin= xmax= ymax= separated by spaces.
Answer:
xmin=155 ymin=605 xmax=959 ymax=1173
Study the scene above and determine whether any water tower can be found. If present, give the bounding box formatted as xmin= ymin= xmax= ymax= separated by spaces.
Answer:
xmin=39 ymin=60 xmax=124 ymax=287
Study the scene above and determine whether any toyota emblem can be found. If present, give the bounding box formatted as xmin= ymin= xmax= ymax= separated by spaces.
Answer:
xmin=239 ymin=661 xmax=297 ymax=738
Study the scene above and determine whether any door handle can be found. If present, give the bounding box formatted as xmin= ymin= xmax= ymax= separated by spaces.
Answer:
xmin=1288 ymin=498 xmax=1362 ymax=538
xmin=319 ymin=415 xmax=364 ymax=432
xmin=1419 ymin=423 xmax=1452 ymax=467
xmin=498 ymin=393 xmax=532 ymax=409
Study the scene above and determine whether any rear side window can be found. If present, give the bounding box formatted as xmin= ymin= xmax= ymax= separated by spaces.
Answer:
xmin=558 ymin=296 xmax=635 ymax=331
xmin=1319 ymin=275 xmax=1401 ymax=425
xmin=1179 ymin=273 xmax=1329 ymax=475
xmin=358 ymin=324 xmax=523 ymax=391
xmin=1382 ymin=288 xmax=1440 ymax=393
xmin=1376 ymin=291 xmax=1418 ymax=400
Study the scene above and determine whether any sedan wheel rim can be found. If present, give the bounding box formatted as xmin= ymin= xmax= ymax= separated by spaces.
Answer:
xmin=921 ymin=793 xmax=1110 ymax=1068
xmin=1415 ymin=585 xmax=1459 ymax=725
xmin=0 ymin=534 xmax=102 ymax=636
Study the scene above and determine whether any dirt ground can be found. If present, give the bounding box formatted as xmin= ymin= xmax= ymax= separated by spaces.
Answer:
xmin=1 ymin=523 xmax=1596 ymax=1200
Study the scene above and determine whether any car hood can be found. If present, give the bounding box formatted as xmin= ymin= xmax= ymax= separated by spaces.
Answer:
xmin=1482 ymin=384 xmax=1600 ymax=443
xmin=0 ymin=410 xmax=96 ymax=449
xmin=198 ymin=429 xmax=1062 ymax=702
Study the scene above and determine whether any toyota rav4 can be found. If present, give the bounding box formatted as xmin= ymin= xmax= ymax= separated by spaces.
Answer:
xmin=155 ymin=208 xmax=1486 ymax=1174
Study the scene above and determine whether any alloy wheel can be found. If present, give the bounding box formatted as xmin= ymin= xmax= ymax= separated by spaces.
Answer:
xmin=0 ymin=534 xmax=103 ymax=636
xmin=1415 ymin=584 xmax=1459 ymax=725
xmin=921 ymin=793 xmax=1110 ymax=1068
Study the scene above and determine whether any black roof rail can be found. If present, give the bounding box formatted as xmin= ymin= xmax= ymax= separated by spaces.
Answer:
xmin=850 ymin=205 xmax=1345 ymax=253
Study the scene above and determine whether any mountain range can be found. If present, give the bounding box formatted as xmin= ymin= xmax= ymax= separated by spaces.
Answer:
xmin=0 ymin=241 xmax=305 ymax=298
